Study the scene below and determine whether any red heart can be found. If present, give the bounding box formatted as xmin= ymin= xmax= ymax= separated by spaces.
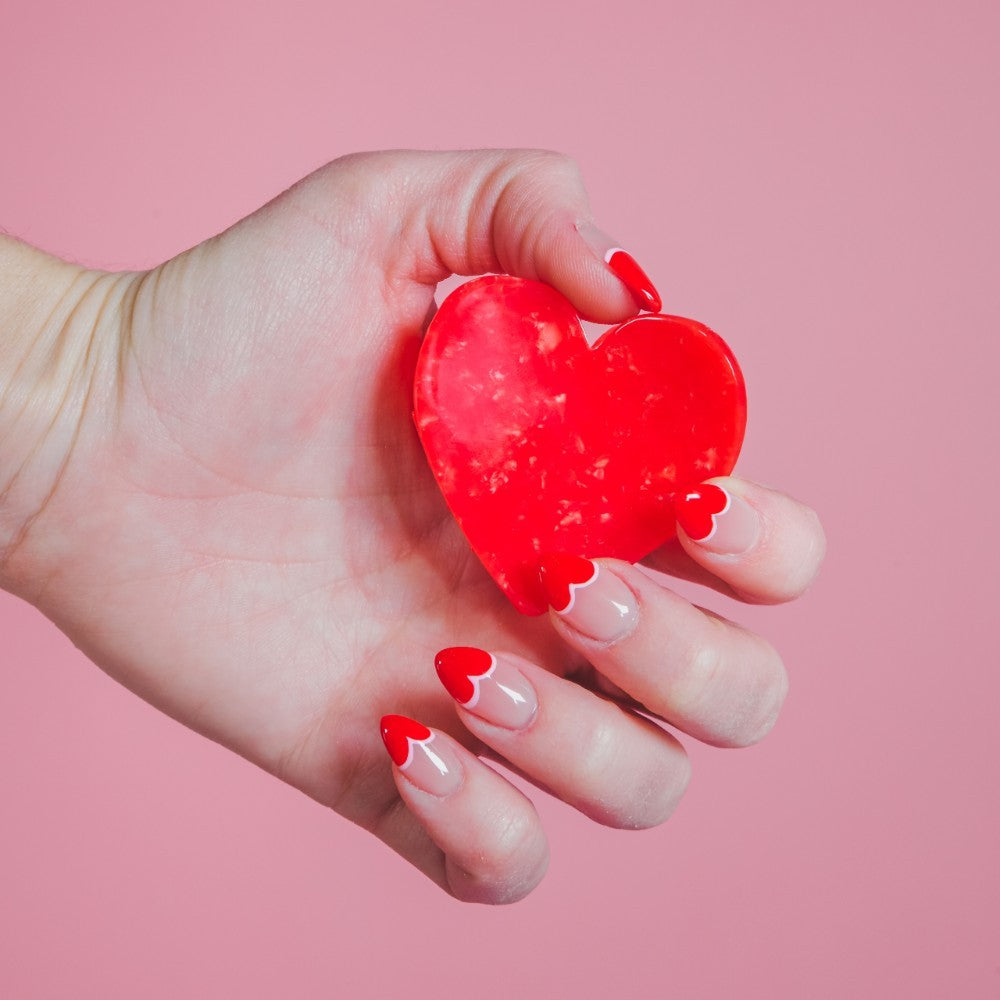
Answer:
xmin=674 ymin=483 xmax=730 ymax=541
xmin=434 ymin=646 xmax=496 ymax=705
xmin=413 ymin=276 xmax=746 ymax=615
xmin=380 ymin=715 xmax=432 ymax=768
xmin=539 ymin=553 xmax=599 ymax=614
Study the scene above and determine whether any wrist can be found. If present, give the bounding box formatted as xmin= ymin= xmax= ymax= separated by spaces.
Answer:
xmin=0 ymin=235 xmax=131 ymax=595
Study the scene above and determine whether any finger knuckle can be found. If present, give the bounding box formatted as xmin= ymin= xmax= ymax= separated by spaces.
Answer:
xmin=449 ymin=810 xmax=548 ymax=904
xmin=576 ymin=715 xmax=623 ymax=783
xmin=574 ymin=716 xmax=690 ymax=830
xmin=497 ymin=150 xmax=586 ymax=209
xmin=674 ymin=629 xmax=788 ymax=748
xmin=322 ymin=149 xmax=395 ymax=195
xmin=615 ymin=745 xmax=692 ymax=830
xmin=724 ymin=642 xmax=789 ymax=748
xmin=481 ymin=806 xmax=542 ymax=880
xmin=681 ymin=637 xmax=726 ymax=714
xmin=491 ymin=806 xmax=541 ymax=870
xmin=514 ymin=148 xmax=582 ymax=181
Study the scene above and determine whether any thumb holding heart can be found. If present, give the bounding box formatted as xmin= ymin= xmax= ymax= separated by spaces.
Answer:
xmin=320 ymin=148 xmax=661 ymax=323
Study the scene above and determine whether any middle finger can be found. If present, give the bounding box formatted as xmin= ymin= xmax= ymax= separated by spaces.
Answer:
xmin=539 ymin=554 xmax=789 ymax=747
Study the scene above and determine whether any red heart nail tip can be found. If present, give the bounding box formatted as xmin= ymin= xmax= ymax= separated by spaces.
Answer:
xmin=673 ymin=484 xmax=730 ymax=542
xmin=380 ymin=715 xmax=433 ymax=769
xmin=539 ymin=553 xmax=599 ymax=614
xmin=606 ymin=248 xmax=663 ymax=313
xmin=414 ymin=276 xmax=746 ymax=615
xmin=435 ymin=647 xmax=496 ymax=706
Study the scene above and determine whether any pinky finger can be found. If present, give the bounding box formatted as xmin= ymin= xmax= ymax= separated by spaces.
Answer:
xmin=380 ymin=715 xmax=549 ymax=904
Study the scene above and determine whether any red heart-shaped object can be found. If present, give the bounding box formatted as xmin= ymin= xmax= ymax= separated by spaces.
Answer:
xmin=413 ymin=275 xmax=746 ymax=615
xmin=380 ymin=715 xmax=432 ymax=768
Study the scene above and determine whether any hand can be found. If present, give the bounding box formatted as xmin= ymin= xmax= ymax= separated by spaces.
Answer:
xmin=0 ymin=149 xmax=824 ymax=903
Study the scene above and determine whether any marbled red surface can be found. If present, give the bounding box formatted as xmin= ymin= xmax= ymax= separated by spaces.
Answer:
xmin=414 ymin=276 xmax=746 ymax=614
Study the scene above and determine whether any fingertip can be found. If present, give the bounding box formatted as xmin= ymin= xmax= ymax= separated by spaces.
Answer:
xmin=575 ymin=221 xmax=663 ymax=314
xmin=380 ymin=713 xmax=550 ymax=904
xmin=674 ymin=476 xmax=826 ymax=605
xmin=673 ymin=479 xmax=761 ymax=557
xmin=534 ymin=216 xmax=644 ymax=323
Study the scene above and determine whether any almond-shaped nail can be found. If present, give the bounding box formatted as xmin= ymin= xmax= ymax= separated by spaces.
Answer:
xmin=435 ymin=647 xmax=538 ymax=731
xmin=539 ymin=554 xmax=638 ymax=643
xmin=576 ymin=221 xmax=662 ymax=313
xmin=674 ymin=483 xmax=760 ymax=555
xmin=380 ymin=715 xmax=463 ymax=796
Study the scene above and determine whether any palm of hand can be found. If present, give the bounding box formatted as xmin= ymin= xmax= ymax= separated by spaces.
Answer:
xmin=25 ymin=176 xmax=562 ymax=833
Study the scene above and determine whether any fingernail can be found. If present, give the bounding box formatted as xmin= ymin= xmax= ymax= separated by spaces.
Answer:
xmin=380 ymin=715 xmax=463 ymax=796
xmin=575 ymin=221 xmax=662 ymax=313
xmin=539 ymin=554 xmax=638 ymax=643
xmin=674 ymin=483 xmax=760 ymax=555
xmin=435 ymin=647 xmax=538 ymax=731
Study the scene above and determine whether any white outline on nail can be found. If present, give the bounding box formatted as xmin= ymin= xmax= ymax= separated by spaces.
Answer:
xmin=461 ymin=654 xmax=497 ymax=710
xmin=399 ymin=730 xmax=435 ymax=772
xmin=698 ymin=489 xmax=732 ymax=544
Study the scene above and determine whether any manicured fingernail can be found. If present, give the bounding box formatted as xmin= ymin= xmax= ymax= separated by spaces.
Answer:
xmin=576 ymin=221 xmax=662 ymax=313
xmin=435 ymin=647 xmax=538 ymax=731
xmin=539 ymin=554 xmax=638 ymax=643
xmin=380 ymin=715 xmax=463 ymax=796
xmin=674 ymin=483 xmax=760 ymax=555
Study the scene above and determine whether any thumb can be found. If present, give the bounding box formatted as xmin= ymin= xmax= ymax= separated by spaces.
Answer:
xmin=306 ymin=148 xmax=661 ymax=324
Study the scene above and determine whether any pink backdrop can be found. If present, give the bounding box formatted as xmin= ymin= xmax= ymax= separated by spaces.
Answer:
xmin=2 ymin=2 xmax=997 ymax=997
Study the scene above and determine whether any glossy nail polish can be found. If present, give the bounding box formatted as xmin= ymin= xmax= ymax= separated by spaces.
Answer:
xmin=435 ymin=647 xmax=538 ymax=730
xmin=576 ymin=221 xmax=662 ymax=313
xmin=539 ymin=554 xmax=638 ymax=643
xmin=379 ymin=715 xmax=463 ymax=796
xmin=673 ymin=483 xmax=760 ymax=555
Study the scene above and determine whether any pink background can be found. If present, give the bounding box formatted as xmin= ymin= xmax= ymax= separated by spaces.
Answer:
xmin=2 ymin=2 xmax=997 ymax=997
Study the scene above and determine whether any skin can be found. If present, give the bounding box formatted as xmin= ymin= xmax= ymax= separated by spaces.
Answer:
xmin=0 ymin=149 xmax=825 ymax=904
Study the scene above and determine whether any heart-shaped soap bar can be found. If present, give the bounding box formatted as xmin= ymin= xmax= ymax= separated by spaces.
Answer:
xmin=413 ymin=275 xmax=746 ymax=615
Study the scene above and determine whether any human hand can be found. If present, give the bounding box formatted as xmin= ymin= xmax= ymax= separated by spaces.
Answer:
xmin=0 ymin=149 xmax=824 ymax=903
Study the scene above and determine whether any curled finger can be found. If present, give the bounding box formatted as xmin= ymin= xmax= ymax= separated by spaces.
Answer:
xmin=379 ymin=715 xmax=549 ymax=904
